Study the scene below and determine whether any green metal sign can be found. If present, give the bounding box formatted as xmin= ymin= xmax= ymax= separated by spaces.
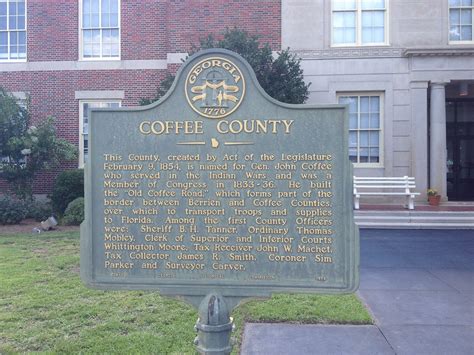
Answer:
xmin=80 ymin=49 xmax=359 ymax=300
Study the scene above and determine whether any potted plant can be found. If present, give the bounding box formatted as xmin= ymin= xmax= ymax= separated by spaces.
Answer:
xmin=427 ymin=189 xmax=441 ymax=206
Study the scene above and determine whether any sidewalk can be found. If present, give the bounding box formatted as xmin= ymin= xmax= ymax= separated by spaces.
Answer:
xmin=241 ymin=229 xmax=474 ymax=355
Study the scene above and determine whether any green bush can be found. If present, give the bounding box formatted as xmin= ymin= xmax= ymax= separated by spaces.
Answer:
xmin=141 ymin=29 xmax=310 ymax=105
xmin=0 ymin=87 xmax=78 ymax=200
xmin=25 ymin=199 xmax=54 ymax=222
xmin=50 ymin=169 xmax=84 ymax=215
xmin=62 ymin=197 xmax=84 ymax=225
xmin=0 ymin=196 xmax=27 ymax=225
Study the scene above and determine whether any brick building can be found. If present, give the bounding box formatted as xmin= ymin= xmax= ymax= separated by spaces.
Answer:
xmin=2 ymin=0 xmax=474 ymax=202
xmin=0 ymin=0 xmax=280 ymax=194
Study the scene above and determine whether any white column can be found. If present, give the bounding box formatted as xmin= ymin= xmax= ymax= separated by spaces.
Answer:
xmin=410 ymin=81 xmax=429 ymax=200
xmin=429 ymin=81 xmax=449 ymax=200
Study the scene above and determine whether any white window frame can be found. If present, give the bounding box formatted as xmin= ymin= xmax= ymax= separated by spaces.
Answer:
xmin=331 ymin=0 xmax=389 ymax=47
xmin=79 ymin=100 xmax=121 ymax=168
xmin=337 ymin=92 xmax=384 ymax=168
xmin=448 ymin=0 xmax=474 ymax=44
xmin=0 ymin=0 xmax=27 ymax=62
xmin=78 ymin=0 xmax=121 ymax=60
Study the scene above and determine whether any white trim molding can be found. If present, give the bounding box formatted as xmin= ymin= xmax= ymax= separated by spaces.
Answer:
xmin=294 ymin=47 xmax=403 ymax=60
xmin=75 ymin=90 xmax=125 ymax=100
xmin=166 ymin=52 xmax=187 ymax=64
xmin=0 ymin=59 xmax=168 ymax=72
xmin=404 ymin=47 xmax=474 ymax=57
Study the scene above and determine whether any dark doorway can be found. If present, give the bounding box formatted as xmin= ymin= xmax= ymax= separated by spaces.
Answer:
xmin=446 ymin=100 xmax=474 ymax=201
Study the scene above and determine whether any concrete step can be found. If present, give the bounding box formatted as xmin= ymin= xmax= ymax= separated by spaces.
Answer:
xmin=355 ymin=215 xmax=474 ymax=223
xmin=357 ymin=222 xmax=474 ymax=229
xmin=354 ymin=210 xmax=474 ymax=229
xmin=355 ymin=210 xmax=474 ymax=217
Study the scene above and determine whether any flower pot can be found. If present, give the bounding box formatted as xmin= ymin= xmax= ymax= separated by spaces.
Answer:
xmin=428 ymin=195 xmax=441 ymax=206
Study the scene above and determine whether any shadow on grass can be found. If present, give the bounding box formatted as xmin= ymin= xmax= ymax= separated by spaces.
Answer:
xmin=0 ymin=231 xmax=371 ymax=354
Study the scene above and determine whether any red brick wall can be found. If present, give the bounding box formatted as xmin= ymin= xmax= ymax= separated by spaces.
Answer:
xmin=121 ymin=1 xmax=168 ymax=60
xmin=27 ymin=0 xmax=281 ymax=62
xmin=166 ymin=0 xmax=281 ymax=52
xmin=0 ymin=70 xmax=165 ymax=193
xmin=0 ymin=0 xmax=281 ymax=194
xmin=28 ymin=0 xmax=79 ymax=61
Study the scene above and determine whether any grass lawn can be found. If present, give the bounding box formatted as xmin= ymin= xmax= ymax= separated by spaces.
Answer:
xmin=0 ymin=231 xmax=372 ymax=354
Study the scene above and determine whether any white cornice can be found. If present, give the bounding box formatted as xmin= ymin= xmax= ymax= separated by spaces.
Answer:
xmin=293 ymin=47 xmax=404 ymax=60
xmin=404 ymin=47 xmax=474 ymax=57
xmin=0 ymin=59 xmax=169 ymax=72
xmin=292 ymin=46 xmax=474 ymax=60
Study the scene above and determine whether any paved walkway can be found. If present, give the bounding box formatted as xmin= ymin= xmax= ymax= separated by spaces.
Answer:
xmin=241 ymin=229 xmax=474 ymax=355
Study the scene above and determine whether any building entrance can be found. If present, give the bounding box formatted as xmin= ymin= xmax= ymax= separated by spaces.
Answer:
xmin=446 ymin=100 xmax=474 ymax=201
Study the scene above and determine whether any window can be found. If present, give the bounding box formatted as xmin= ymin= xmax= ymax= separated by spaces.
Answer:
xmin=0 ymin=0 xmax=26 ymax=61
xmin=79 ymin=101 xmax=120 ymax=167
xmin=1 ymin=93 xmax=28 ymax=168
xmin=449 ymin=0 xmax=473 ymax=42
xmin=338 ymin=93 xmax=383 ymax=166
xmin=80 ymin=0 xmax=120 ymax=59
xmin=332 ymin=0 xmax=387 ymax=46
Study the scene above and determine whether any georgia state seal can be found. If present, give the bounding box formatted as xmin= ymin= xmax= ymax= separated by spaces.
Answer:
xmin=185 ymin=57 xmax=245 ymax=119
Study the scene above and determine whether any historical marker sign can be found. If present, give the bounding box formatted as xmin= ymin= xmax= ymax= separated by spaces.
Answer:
xmin=81 ymin=49 xmax=359 ymax=299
